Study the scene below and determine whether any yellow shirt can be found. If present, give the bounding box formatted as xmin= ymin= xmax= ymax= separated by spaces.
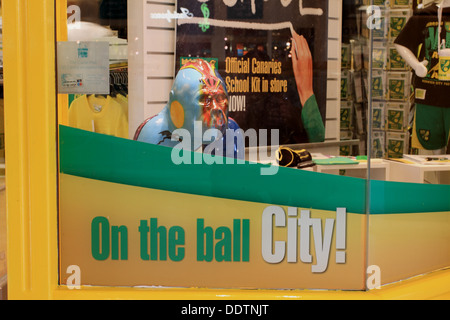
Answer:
xmin=69 ymin=95 xmax=128 ymax=139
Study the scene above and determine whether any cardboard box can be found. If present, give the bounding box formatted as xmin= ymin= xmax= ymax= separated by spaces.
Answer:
xmin=390 ymin=0 xmax=413 ymax=9
xmin=341 ymin=43 xmax=351 ymax=70
xmin=352 ymin=71 xmax=364 ymax=103
xmin=372 ymin=45 xmax=388 ymax=70
xmin=340 ymin=131 xmax=353 ymax=156
xmin=371 ymin=70 xmax=386 ymax=100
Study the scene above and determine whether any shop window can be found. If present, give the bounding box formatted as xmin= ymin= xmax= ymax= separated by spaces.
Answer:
xmin=55 ymin=0 xmax=449 ymax=291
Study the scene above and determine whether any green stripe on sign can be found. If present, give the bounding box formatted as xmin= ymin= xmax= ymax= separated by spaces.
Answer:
xmin=59 ymin=125 xmax=367 ymax=213
xmin=370 ymin=179 xmax=450 ymax=214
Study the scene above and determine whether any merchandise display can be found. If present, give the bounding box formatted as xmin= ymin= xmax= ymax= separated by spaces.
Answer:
xmin=0 ymin=5 xmax=4 ymax=300
xmin=175 ymin=1 xmax=327 ymax=146
xmin=68 ymin=94 xmax=128 ymax=139
xmin=53 ymin=0 xmax=450 ymax=292
xmin=358 ymin=0 xmax=413 ymax=159
xmin=1 ymin=0 xmax=449 ymax=301
xmin=395 ymin=0 xmax=450 ymax=152
xmin=276 ymin=146 xmax=315 ymax=168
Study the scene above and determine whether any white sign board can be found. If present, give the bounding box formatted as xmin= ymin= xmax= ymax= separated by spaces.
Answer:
xmin=57 ymin=41 xmax=109 ymax=94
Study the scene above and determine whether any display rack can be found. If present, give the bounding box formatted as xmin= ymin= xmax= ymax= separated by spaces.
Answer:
xmin=314 ymin=158 xmax=390 ymax=180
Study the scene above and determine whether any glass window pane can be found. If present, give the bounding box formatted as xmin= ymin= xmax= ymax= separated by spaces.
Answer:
xmin=57 ymin=0 xmax=376 ymax=291
xmin=366 ymin=0 xmax=450 ymax=289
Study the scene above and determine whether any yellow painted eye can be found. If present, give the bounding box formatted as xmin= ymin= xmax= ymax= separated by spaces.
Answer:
xmin=170 ymin=101 xmax=185 ymax=128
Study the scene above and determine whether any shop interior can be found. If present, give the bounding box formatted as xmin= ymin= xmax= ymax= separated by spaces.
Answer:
xmin=0 ymin=0 xmax=449 ymax=298
xmin=58 ymin=0 xmax=450 ymax=184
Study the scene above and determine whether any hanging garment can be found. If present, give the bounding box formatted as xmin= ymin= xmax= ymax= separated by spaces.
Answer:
xmin=114 ymin=93 xmax=129 ymax=120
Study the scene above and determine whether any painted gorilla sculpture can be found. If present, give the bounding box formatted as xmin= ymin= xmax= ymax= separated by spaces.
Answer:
xmin=134 ymin=59 xmax=243 ymax=159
